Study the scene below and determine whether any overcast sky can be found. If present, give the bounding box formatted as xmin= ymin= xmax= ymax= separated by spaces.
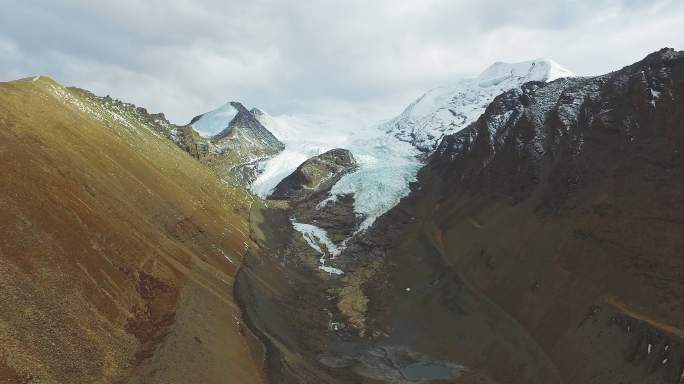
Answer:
xmin=1 ymin=0 xmax=682 ymax=125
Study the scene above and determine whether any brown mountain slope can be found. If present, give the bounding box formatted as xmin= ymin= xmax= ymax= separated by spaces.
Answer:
xmin=0 ymin=77 xmax=263 ymax=384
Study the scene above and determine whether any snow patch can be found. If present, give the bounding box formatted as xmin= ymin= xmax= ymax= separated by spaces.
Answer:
xmin=291 ymin=220 xmax=344 ymax=275
xmin=320 ymin=265 xmax=345 ymax=275
xmin=191 ymin=102 xmax=239 ymax=137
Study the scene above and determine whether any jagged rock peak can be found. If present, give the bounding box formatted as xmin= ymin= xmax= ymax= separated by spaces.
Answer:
xmin=213 ymin=101 xmax=263 ymax=140
xmin=621 ymin=47 xmax=682 ymax=74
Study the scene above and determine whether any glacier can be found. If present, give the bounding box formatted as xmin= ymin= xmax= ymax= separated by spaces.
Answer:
xmin=325 ymin=133 xmax=421 ymax=230
xmin=252 ymin=58 xmax=574 ymax=230
xmin=252 ymin=111 xmax=421 ymax=230
xmin=190 ymin=59 xmax=574 ymax=248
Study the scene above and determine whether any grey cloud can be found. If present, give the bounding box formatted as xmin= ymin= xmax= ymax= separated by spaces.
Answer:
xmin=0 ymin=0 xmax=682 ymax=124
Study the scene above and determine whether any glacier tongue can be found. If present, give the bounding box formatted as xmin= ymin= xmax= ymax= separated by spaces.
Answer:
xmin=251 ymin=110 xmax=421 ymax=230
xmin=326 ymin=134 xmax=420 ymax=230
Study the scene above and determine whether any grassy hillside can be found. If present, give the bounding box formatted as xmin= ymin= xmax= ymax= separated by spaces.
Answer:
xmin=0 ymin=76 xmax=263 ymax=383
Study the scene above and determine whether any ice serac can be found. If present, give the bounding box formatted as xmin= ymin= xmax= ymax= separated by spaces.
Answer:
xmin=179 ymin=101 xmax=285 ymax=186
xmin=384 ymin=58 xmax=574 ymax=152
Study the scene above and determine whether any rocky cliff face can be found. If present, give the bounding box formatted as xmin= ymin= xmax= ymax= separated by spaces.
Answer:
xmin=70 ymin=89 xmax=185 ymax=144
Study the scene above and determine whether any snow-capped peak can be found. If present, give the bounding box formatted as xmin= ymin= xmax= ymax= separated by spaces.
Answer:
xmin=190 ymin=101 xmax=240 ymax=138
xmin=477 ymin=58 xmax=574 ymax=86
xmin=384 ymin=58 xmax=575 ymax=152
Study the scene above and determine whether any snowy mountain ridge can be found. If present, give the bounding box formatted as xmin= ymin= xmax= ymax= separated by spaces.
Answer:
xmin=384 ymin=58 xmax=574 ymax=152
xmin=247 ymin=58 xmax=573 ymax=233
xmin=189 ymin=58 xmax=573 ymax=236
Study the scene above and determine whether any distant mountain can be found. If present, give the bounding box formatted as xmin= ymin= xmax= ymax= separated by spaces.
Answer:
xmin=384 ymin=58 xmax=574 ymax=152
xmin=189 ymin=101 xmax=240 ymax=137
xmin=181 ymin=101 xmax=284 ymax=186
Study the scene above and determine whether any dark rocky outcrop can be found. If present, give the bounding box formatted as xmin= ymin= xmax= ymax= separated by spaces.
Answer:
xmin=270 ymin=148 xmax=357 ymax=201
xmin=297 ymin=193 xmax=362 ymax=244
xmin=267 ymin=148 xmax=362 ymax=244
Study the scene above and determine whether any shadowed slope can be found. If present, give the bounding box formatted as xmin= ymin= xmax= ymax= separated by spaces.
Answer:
xmin=406 ymin=48 xmax=684 ymax=383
